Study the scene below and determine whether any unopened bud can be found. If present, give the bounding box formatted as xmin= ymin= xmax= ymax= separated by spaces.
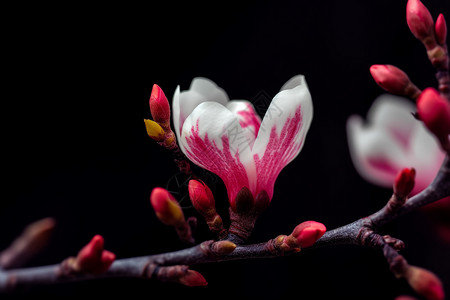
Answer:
xmin=188 ymin=180 xmax=215 ymax=217
xmin=0 ymin=218 xmax=55 ymax=269
xmin=150 ymin=84 xmax=171 ymax=125
xmin=74 ymin=235 xmax=115 ymax=274
xmin=406 ymin=0 xmax=436 ymax=48
xmin=144 ymin=119 xmax=165 ymax=141
xmin=289 ymin=221 xmax=327 ymax=248
xmin=394 ymin=168 xmax=416 ymax=198
xmin=435 ymin=14 xmax=447 ymax=46
xmin=150 ymin=187 xmax=185 ymax=226
xmin=417 ymin=88 xmax=450 ymax=147
xmin=232 ymin=186 xmax=254 ymax=213
xmin=211 ymin=240 xmax=237 ymax=255
xmin=370 ymin=65 xmax=414 ymax=96
xmin=405 ymin=266 xmax=445 ymax=300
xmin=179 ymin=270 xmax=208 ymax=287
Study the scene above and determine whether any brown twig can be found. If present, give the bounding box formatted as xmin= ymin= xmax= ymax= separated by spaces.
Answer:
xmin=0 ymin=156 xmax=448 ymax=292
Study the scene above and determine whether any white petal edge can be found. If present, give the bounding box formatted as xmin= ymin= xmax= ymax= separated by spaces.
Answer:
xmin=252 ymin=74 xmax=313 ymax=164
xmin=172 ymin=78 xmax=229 ymax=146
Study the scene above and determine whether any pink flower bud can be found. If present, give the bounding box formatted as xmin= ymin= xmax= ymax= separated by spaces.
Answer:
xmin=370 ymin=65 xmax=412 ymax=95
xmin=75 ymin=235 xmax=115 ymax=274
xmin=291 ymin=221 xmax=326 ymax=248
xmin=406 ymin=0 xmax=435 ymax=45
xmin=417 ymin=88 xmax=450 ymax=146
xmin=179 ymin=270 xmax=208 ymax=287
xmin=150 ymin=84 xmax=171 ymax=124
xmin=405 ymin=266 xmax=445 ymax=300
xmin=150 ymin=187 xmax=185 ymax=226
xmin=188 ymin=180 xmax=215 ymax=216
xmin=435 ymin=14 xmax=447 ymax=46
xmin=394 ymin=168 xmax=416 ymax=198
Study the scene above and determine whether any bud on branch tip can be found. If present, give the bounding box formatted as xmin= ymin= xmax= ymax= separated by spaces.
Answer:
xmin=404 ymin=266 xmax=445 ymax=300
xmin=150 ymin=84 xmax=171 ymax=124
xmin=74 ymin=235 xmax=115 ymax=274
xmin=435 ymin=14 xmax=447 ymax=46
xmin=406 ymin=0 xmax=435 ymax=46
xmin=150 ymin=187 xmax=185 ymax=226
xmin=290 ymin=221 xmax=327 ymax=248
xmin=188 ymin=179 xmax=215 ymax=216
xmin=394 ymin=168 xmax=416 ymax=198
xmin=370 ymin=65 xmax=412 ymax=95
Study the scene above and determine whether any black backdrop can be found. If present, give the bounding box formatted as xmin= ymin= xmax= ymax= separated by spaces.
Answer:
xmin=2 ymin=0 xmax=450 ymax=299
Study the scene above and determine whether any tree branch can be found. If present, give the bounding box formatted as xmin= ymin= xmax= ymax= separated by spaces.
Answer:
xmin=1 ymin=155 xmax=448 ymax=293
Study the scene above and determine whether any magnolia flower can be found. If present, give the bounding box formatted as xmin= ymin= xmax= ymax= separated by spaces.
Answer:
xmin=346 ymin=94 xmax=445 ymax=195
xmin=172 ymin=75 xmax=313 ymax=208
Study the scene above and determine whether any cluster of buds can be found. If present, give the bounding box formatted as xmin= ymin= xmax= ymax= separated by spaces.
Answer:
xmin=144 ymin=84 xmax=176 ymax=147
xmin=65 ymin=235 xmax=115 ymax=275
xmin=406 ymin=0 xmax=448 ymax=68
xmin=369 ymin=70 xmax=450 ymax=152
xmin=370 ymin=0 xmax=450 ymax=152
xmin=145 ymin=84 xmax=191 ymax=174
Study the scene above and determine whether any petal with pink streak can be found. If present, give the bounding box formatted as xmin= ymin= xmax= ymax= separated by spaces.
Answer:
xmin=347 ymin=115 xmax=409 ymax=187
xmin=346 ymin=94 xmax=446 ymax=194
xmin=251 ymin=75 xmax=313 ymax=199
xmin=180 ymin=102 xmax=256 ymax=207
xmin=226 ymin=100 xmax=262 ymax=149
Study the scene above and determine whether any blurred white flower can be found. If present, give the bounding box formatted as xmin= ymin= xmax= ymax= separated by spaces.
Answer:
xmin=346 ymin=94 xmax=445 ymax=194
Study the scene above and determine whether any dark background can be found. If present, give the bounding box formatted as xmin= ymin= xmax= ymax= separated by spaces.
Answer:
xmin=2 ymin=0 xmax=450 ymax=299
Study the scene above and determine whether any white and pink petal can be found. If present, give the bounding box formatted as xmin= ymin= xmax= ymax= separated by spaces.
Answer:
xmin=251 ymin=75 xmax=313 ymax=199
xmin=173 ymin=78 xmax=229 ymax=145
xmin=180 ymin=101 xmax=256 ymax=207
xmin=225 ymin=100 xmax=262 ymax=149
xmin=408 ymin=123 xmax=445 ymax=193
xmin=366 ymin=95 xmax=417 ymax=150
xmin=347 ymin=115 xmax=410 ymax=187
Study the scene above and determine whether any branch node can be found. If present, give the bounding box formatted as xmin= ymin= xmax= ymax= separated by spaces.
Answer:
xmin=383 ymin=235 xmax=405 ymax=251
